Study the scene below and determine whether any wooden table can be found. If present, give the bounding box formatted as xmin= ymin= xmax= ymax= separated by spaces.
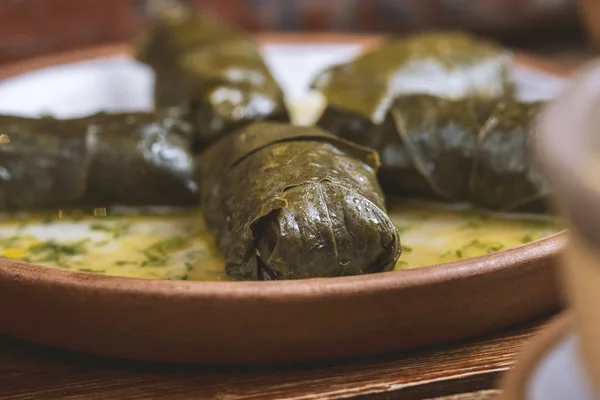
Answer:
xmin=0 ymin=316 xmax=556 ymax=400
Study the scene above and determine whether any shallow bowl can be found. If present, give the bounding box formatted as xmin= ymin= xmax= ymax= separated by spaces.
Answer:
xmin=0 ymin=34 xmax=571 ymax=364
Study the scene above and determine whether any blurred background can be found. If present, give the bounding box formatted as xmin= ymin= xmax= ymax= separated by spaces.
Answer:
xmin=0 ymin=0 xmax=597 ymax=64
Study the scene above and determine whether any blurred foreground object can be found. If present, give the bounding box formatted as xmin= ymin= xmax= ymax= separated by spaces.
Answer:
xmin=0 ymin=0 xmax=582 ymax=64
xmin=580 ymin=0 xmax=600 ymax=48
xmin=535 ymin=60 xmax=600 ymax=397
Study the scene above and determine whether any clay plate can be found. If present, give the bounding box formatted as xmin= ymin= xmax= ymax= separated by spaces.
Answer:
xmin=0 ymin=34 xmax=570 ymax=364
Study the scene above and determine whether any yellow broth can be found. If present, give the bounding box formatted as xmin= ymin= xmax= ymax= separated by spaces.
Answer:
xmin=0 ymin=201 xmax=557 ymax=281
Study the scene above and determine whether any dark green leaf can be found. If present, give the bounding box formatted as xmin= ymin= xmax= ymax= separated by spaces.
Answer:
xmin=199 ymin=123 xmax=401 ymax=280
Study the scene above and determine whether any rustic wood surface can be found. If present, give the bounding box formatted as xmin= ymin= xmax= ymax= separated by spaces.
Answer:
xmin=0 ymin=316 xmax=553 ymax=400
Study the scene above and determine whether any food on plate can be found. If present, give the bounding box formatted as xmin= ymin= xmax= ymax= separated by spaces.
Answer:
xmin=310 ymin=32 xmax=553 ymax=212
xmin=466 ymin=99 xmax=547 ymax=211
xmin=80 ymin=112 xmax=198 ymax=206
xmin=199 ymin=122 xmax=401 ymax=280
xmin=320 ymin=94 xmax=547 ymax=212
xmin=135 ymin=0 xmax=290 ymax=150
xmin=0 ymin=13 xmax=562 ymax=281
xmin=311 ymin=32 xmax=513 ymax=145
xmin=0 ymin=111 xmax=198 ymax=211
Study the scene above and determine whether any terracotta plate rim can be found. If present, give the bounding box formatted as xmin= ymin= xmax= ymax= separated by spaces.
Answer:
xmin=0 ymin=34 xmax=570 ymax=297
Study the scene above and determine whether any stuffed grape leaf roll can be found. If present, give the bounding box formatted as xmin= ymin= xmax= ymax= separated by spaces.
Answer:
xmin=80 ymin=111 xmax=199 ymax=206
xmin=135 ymin=0 xmax=290 ymax=149
xmin=313 ymin=32 xmax=513 ymax=145
xmin=469 ymin=100 xmax=549 ymax=211
xmin=0 ymin=115 xmax=93 ymax=211
xmin=373 ymin=95 xmax=548 ymax=212
xmin=199 ymin=122 xmax=401 ymax=280
xmin=0 ymin=111 xmax=199 ymax=211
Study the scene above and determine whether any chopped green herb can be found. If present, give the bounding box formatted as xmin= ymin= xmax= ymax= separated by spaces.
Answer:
xmin=147 ymin=236 xmax=185 ymax=253
xmin=168 ymin=275 xmax=189 ymax=281
xmin=114 ymin=260 xmax=137 ymax=266
xmin=29 ymin=239 xmax=88 ymax=257
xmin=115 ymin=223 xmax=130 ymax=236
xmin=42 ymin=216 xmax=54 ymax=224
xmin=142 ymin=250 xmax=164 ymax=262
xmin=520 ymin=234 xmax=534 ymax=244
xmin=461 ymin=239 xmax=504 ymax=254
xmin=140 ymin=236 xmax=186 ymax=267
xmin=78 ymin=268 xmax=106 ymax=274
xmin=402 ymin=245 xmax=413 ymax=253
xmin=396 ymin=261 xmax=409 ymax=267
xmin=27 ymin=239 xmax=89 ymax=268
xmin=141 ymin=253 xmax=167 ymax=267
xmin=141 ymin=259 xmax=167 ymax=267
xmin=90 ymin=221 xmax=131 ymax=238
xmin=89 ymin=222 xmax=109 ymax=231
xmin=455 ymin=250 xmax=463 ymax=258
xmin=462 ymin=239 xmax=481 ymax=250
xmin=486 ymin=244 xmax=505 ymax=253
xmin=185 ymin=262 xmax=194 ymax=272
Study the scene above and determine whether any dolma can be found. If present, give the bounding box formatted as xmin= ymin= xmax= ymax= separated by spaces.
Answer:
xmin=313 ymin=32 xmax=513 ymax=145
xmin=199 ymin=122 xmax=401 ymax=280
xmin=135 ymin=0 xmax=290 ymax=149
xmin=372 ymin=95 xmax=548 ymax=212
xmin=0 ymin=111 xmax=198 ymax=211
xmin=80 ymin=111 xmax=199 ymax=206
xmin=0 ymin=116 xmax=92 ymax=211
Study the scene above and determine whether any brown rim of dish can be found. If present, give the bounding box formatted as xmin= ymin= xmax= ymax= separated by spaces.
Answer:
xmin=536 ymin=60 xmax=600 ymax=253
xmin=498 ymin=312 xmax=574 ymax=400
xmin=0 ymin=34 xmax=570 ymax=295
